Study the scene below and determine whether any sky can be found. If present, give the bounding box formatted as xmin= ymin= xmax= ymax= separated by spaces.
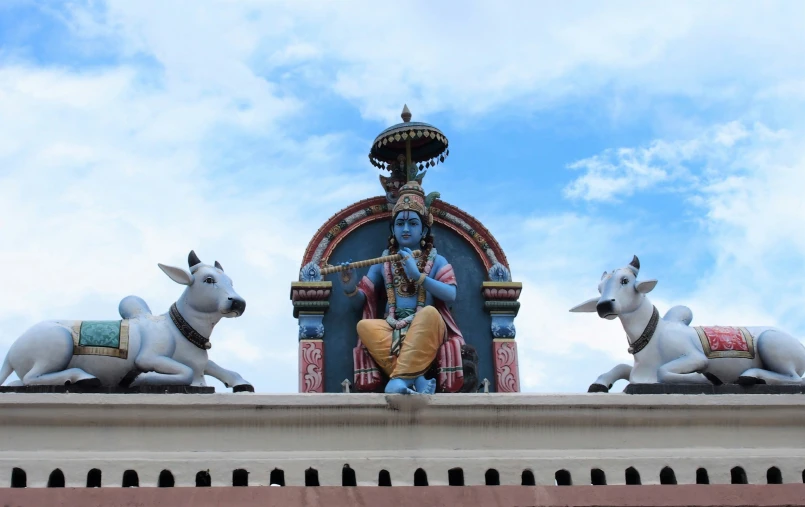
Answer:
xmin=1 ymin=0 xmax=804 ymax=393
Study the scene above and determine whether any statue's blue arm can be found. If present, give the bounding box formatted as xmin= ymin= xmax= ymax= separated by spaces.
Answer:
xmin=346 ymin=263 xmax=383 ymax=311
xmin=423 ymin=254 xmax=456 ymax=303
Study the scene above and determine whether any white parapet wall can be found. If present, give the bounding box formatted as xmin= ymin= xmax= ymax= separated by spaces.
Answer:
xmin=1 ymin=393 xmax=804 ymax=488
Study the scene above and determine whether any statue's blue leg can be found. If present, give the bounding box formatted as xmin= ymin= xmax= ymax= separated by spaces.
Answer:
xmin=414 ymin=375 xmax=436 ymax=395
xmin=385 ymin=378 xmax=415 ymax=394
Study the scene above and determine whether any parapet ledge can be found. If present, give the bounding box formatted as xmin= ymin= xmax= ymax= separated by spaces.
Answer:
xmin=3 ymin=392 xmax=805 ymax=409
xmin=4 ymin=391 xmax=805 ymax=403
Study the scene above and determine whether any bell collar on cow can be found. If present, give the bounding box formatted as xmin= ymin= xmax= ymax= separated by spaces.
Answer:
xmin=627 ymin=306 xmax=659 ymax=355
xmin=169 ymin=303 xmax=211 ymax=350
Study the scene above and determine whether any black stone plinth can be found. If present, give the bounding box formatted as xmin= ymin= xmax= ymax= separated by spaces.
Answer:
xmin=624 ymin=383 xmax=805 ymax=395
xmin=0 ymin=385 xmax=215 ymax=394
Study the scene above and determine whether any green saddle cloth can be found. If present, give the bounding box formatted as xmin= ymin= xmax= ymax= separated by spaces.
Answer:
xmin=71 ymin=320 xmax=130 ymax=359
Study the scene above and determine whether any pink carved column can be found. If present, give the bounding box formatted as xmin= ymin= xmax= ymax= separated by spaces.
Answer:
xmin=493 ymin=339 xmax=520 ymax=392
xmin=298 ymin=340 xmax=324 ymax=393
xmin=482 ymin=281 xmax=522 ymax=393
xmin=291 ymin=282 xmax=331 ymax=393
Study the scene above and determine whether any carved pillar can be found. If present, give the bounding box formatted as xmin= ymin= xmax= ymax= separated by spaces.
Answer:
xmin=291 ymin=282 xmax=331 ymax=393
xmin=482 ymin=281 xmax=522 ymax=393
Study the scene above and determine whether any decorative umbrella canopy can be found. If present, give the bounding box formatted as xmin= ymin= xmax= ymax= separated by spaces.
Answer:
xmin=369 ymin=105 xmax=449 ymax=172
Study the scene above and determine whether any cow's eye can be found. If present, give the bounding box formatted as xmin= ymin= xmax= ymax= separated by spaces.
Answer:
xmin=204 ymin=277 xmax=215 ymax=284
xmin=620 ymin=278 xmax=629 ymax=285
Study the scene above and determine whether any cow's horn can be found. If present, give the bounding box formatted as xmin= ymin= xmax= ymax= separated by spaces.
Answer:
xmin=188 ymin=250 xmax=202 ymax=268
xmin=214 ymin=260 xmax=224 ymax=271
xmin=629 ymin=255 xmax=640 ymax=273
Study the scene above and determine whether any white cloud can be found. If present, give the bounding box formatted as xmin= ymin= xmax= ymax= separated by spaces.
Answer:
xmin=562 ymin=122 xmax=788 ymax=202
xmin=50 ymin=1 xmax=805 ymax=125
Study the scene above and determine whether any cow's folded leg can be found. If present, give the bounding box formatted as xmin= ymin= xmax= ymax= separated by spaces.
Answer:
xmin=738 ymin=368 xmax=803 ymax=385
xmin=131 ymin=355 xmax=194 ymax=386
xmin=590 ymin=363 xmax=632 ymax=392
xmin=204 ymin=359 xmax=252 ymax=391
xmin=657 ymin=354 xmax=710 ymax=384
xmin=24 ymin=367 xmax=96 ymax=386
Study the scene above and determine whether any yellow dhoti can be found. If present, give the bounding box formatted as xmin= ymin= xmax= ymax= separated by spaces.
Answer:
xmin=356 ymin=305 xmax=446 ymax=379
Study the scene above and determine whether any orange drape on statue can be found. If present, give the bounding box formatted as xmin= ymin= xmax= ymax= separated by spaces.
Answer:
xmin=357 ymin=305 xmax=446 ymax=379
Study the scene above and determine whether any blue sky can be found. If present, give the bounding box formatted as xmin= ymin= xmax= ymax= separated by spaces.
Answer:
xmin=1 ymin=1 xmax=805 ymax=392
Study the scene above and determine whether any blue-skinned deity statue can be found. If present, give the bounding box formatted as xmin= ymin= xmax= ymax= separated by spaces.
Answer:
xmin=337 ymin=181 xmax=465 ymax=394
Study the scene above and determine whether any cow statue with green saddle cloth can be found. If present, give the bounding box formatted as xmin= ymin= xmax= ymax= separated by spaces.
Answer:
xmin=0 ymin=251 xmax=254 ymax=392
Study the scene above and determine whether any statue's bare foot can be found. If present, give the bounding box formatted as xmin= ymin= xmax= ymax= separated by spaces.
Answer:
xmin=385 ymin=378 xmax=414 ymax=394
xmin=413 ymin=375 xmax=436 ymax=395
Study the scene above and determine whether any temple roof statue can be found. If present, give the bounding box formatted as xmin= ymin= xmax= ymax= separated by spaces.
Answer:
xmin=292 ymin=106 xmax=522 ymax=394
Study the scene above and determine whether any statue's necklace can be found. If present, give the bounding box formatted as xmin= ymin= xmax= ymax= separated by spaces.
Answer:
xmin=392 ymin=254 xmax=426 ymax=297
xmin=385 ymin=247 xmax=436 ymax=330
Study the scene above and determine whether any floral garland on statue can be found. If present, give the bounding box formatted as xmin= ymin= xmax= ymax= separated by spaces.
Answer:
xmin=383 ymin=247 xmax=437 ymax=330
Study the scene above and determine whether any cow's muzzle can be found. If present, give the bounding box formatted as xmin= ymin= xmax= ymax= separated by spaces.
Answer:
xmin=228 ymin=298 xmax=247 ymax=316
xmin=596 ymin=300 xmax=617 ymax=319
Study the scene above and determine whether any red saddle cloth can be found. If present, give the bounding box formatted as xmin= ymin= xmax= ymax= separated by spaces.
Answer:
xmin=694 ymin=326 xmax=755 ymax=359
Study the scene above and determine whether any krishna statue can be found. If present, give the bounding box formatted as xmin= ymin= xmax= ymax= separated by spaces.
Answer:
xmin=294 ymin=104 xmax=519 ymax=395
xmin=337 ymin=178 xmax=463 ymax=394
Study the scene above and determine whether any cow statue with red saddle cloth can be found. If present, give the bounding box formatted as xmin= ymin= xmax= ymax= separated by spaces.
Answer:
xmin=570 ymin=256 xmax=805 ymax=391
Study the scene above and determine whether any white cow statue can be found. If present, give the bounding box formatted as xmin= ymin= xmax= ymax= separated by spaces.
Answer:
xmin=570 ymin=255 xmax=805 ymax=392
xmin=0 ymin=251 xmax=254 ymax=392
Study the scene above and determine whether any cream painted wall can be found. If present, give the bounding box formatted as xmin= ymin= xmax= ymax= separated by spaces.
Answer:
xmin=1 ymin=393 xmax=803 ymax=487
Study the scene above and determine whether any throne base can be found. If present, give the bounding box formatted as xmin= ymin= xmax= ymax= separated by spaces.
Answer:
xmin=0 ymin=385 xmax=215 ymax=394
xmin=624 ymin=383 xmax=805 ymax=395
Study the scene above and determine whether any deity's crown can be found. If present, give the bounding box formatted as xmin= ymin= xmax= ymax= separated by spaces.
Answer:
xmin=392 ymin=180 xmax=437 ymax=226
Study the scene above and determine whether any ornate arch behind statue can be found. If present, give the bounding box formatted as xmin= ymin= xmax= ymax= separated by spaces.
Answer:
xmin=291 ymin=196 xmax=522 ymax=394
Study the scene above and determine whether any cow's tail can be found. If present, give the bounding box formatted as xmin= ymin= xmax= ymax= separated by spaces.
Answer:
xmin=0 ymin=355 xmax=13 ymax=386
xmin=119 ymin=295 xmax=152 ymax=319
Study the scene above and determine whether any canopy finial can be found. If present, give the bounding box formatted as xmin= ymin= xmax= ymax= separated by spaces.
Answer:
xmin=401 ymin=104 xmax=412 ymax=122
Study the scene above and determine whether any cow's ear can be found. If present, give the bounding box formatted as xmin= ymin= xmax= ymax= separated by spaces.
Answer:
xmin=158 ymin=264 xmax=194 ymax=286
xmin=636 ymin=279 xmax=658 ymax=294
xmin=569 ymin=297 xmax=599 ymax=313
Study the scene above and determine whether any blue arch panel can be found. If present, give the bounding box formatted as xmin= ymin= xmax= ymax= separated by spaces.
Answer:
xmin=322 ymin=220 xmax=494 ymax=393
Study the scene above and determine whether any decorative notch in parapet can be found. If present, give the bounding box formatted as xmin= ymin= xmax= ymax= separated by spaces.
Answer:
xmin=290 ymin=282 xmax=332 ymax=319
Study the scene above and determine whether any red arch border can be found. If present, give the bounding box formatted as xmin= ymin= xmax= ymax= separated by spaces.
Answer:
xmin=301 ymin=196 xmax=509 ymax=272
